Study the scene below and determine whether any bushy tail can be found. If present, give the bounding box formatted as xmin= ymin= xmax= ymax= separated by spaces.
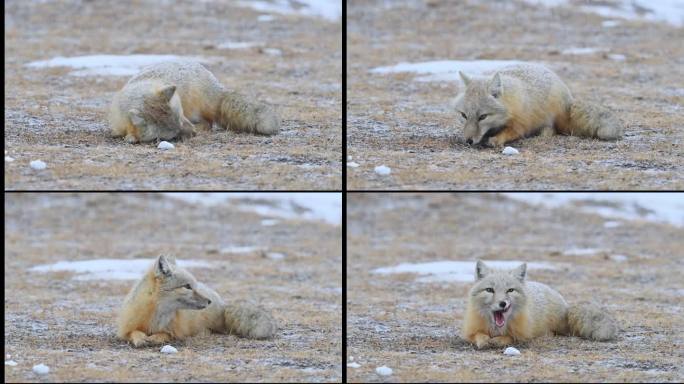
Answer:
xmin=566 ymin=303 xmax=618 ymax=341
xmin=223 ymin=301 xmax=277 ymax=339
xmin=567 ymin=100 xmax=623 ymax=140
xmin=217 ymin=91 xmax=280 ymax=135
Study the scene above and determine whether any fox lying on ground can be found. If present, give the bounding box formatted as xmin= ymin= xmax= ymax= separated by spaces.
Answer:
xmin=117 ymin=255 xmax=276 ymax=347
xmin=455 ymin=63 xmax=622 ymax=147
xmin=109 ymin=61 xmax=280 ymax=143
xmin=462 ymin=260 xmax=617 ymax=349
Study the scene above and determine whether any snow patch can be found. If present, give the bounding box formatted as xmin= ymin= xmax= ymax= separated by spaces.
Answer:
xmin=29 ymin=258 xmax=212 ymax=281
xmin=370 ymin=60 xmax=526 ymax=83
xmin=263 ymin=48 xmax=283 ymax=56
xmin=5 ymin=156 xmax=15 ymax=162
xmin=5 ymin=360 xmax=18 ymax=366
xmin=503 ymin=193 xmax=684 ymax=227
xmin=261 ymin=219 xmax=279 ymax=226
xmin=160 ymin=345 xmax=178 ymax=354
xmin=157 ymin=141 xmax=175 ymax=150
xmin=610 ymin=254 xmax=628 ymax=262
xmin=164 ymin=193 xmax=342 ymax=225
xmin=347 ymin=362 xmax=361 ymax=368
xmin=258 ymin=15 xmax=275 ymax=22
xmin=602 ymin=20 xmax=621 ymax=27
xmin=375 ymin=366 xmax=393 ymax=376
xmin=265 ymin=252 xmax=286 ymax=260
xmin=603 ymin=221 xmax=622 ymax=228
xmin=504 ymin=347 xmax=521 ymax=356
xmin=607 ymin=54 xmax=626 ymax=61
xmin=220 ymin=246 xmax=261 ymax=254
xmin=561 ymin=47 xmax=605 ymax=55
xmin=523 ymin=0 xmax=684 ymax=27
xmin=372 ymin=260 xmax=557 ymax=283
xmin=26 ymin=55 xmax=208 ymax=77
xmin=237 ymin=0 xmax=341 ymax=21
xmin=218 ymin=41 xmax=262 ymax=49
xmin=374 ymin=165 xmax=391 ymax=175
xmin=30 ymin=160 xmax=46 ymax=170
xmin=347 ymin=161 xmax=360 ymax=168
xmin=563 ymin=248 xmax=605 ymax=256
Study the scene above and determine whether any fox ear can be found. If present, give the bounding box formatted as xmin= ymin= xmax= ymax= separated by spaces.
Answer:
xmin=155 ymin=255 xmax=173 ymax=277
xmin=128 ymin=109 xmax=144 ymax=127
xmin=489 ymin=73 xmax=503 ymax=98
xmin=459 ymin=71 xmax=471 ymax=86
xmin=476 ymin=260 xmax=491 ymax=280
xmin=158 ymin=85 xmax=176 ymax=102
xmin=512 ymin=263 xmax=527 ymax=282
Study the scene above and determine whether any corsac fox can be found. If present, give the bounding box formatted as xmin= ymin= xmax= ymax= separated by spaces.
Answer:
xmin=462 ymin=260 xmax=617 ymax=349
xmin=109 ymin=61 xmax=280 ymax=143
xmin=117 ymin=255 xmax=277 ymax=347
xmin=455 ymin=63 xmax=622 ymax=147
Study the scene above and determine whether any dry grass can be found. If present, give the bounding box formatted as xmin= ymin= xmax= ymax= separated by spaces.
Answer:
xmin=4 ymin=0 xmax=341 ymax=190
xmin=346 ymin=193 xmax=684 ymax=382
xmin=347 ymin=0 xmax=684 ymax=190
xmin=4 ymin=193 xmax=342 ymax=382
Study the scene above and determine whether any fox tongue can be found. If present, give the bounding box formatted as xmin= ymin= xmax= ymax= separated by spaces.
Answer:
xmin=494 ymin=311 xmax=505 ymax=327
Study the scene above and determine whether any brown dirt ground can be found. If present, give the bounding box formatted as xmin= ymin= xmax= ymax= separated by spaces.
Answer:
xmin=4 ymin=0 xmax=341 ymax=190
xmin=347 ymin=0 xmax=684 ymax=190
xmin=4 ymin=193 xmax=342 ymax=382
xmin=347 ymin=193 xmax=684 ymax=382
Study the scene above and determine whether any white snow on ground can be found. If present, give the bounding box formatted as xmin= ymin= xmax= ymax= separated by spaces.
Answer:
xmin=164 ymin=193 xmax=342 ymax=226
xmin=347 ymin=362 xmax=361 ymax=368
xmin=370 ymin=60 xmax=526 ymax=82
xmin=347 ymin=162 xmax=360 ymax=168
xmin=522 ymin=0 xmax=684 ymax=27
xmin=29 ymin=258 xmax=211 ymax=281
xmin=5 ymin=360 xmax=18 ymax=366
xmin=261 ymin=219 xmax=279 ymax=226
xmin=371 ymin=260 xmax=557 ymax=283
xmin=502 ymin=193 xmax=684 ymax=227
xmin=610 ymin=254 xmax=628 ymax=262
xmin=5 ymin=156 xmax=15 ymax=162
xmin=237 ymin=0 xmax=341 ymax=21
xmin=217 ymin=41 xmax=263 ymax=49
xmin=25 ymin=55 xmax=208 ymax=76
xmin=265 ymin=252 xmax=286 ymax=260
xmin=562 ymin=248 xmax=606 ymax=256
xmin=561 ymin=47 xmax=606 ymax=55
xmin=603 ymin=220 xmax=622 ymax=228
xmin=220 ymin=245 xmax=262 ymax=254
xmin=607 ymin=54 xmax=626 ymax=61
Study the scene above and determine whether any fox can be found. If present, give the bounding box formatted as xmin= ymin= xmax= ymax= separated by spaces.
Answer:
xmin=454 ymin=63 xmax=623 ymax=147
xmin=462 ymin=260 xmax=617 ymax=349
xmin=117 ymin=255 xmax=277 ymax=347
xmin=109 ymin=61 xmax=280 ymax=144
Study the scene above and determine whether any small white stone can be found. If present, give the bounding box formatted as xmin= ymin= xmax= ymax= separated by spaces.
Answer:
xmin=602 ymin=20 xmax=620 ymax=28
xmin=30 ymin=160 xmax=47 ymax=170
xmin=347 ymin=162 xmax=360 ymax=168
xmin=503 ymin=347 xmax=521 ymax=356
xmin=603 ymin=221 xmax=622 ymax=228
xmin=160 ymin=345 xmax=178 ymax=354
xmin=264 ymin=48 xmax=282 ymax=56
xmin=376 ymin=366 xmax=393 ymax=376
xmin=610 ymin=254 xmax=628 ymax=262
xmin=502 ymin=146 xmax=519 ymax=155
xmin=347 ymin=362 xmax=361 ymax=368
xmin=5 ymin=156 xmax=14 ymax=162
xmin=32 ymin=363 xmax=49 ymax=374
xmin=158 ymin=141 xmax=175 ymax=150
xmin=5 ymin=360 xmax=18 ymax=366
xmin=258 ymin=15 xmax=275 ymax=22
xmin=374 ymin=165 xmax=391 ymax=175
xmin=607 ymin=54 xmax=626 ymax=61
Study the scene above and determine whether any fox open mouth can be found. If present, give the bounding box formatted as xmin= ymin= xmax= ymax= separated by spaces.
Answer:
xmin=493 ymin=306 xmax=510 ymax=327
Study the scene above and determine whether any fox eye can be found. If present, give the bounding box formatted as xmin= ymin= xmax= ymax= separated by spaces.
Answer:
xmin=507 ymin=288 xmax=515 ymax=293
xmin=478 ymin=114 xmax=488 ymax=121
xmin=183 ymin=284 xmax=191 ymax=289
xmin=485 ymin=288 xmax=494 ymax=293
xmin=459 ymin=112 xmax=467 ymax=120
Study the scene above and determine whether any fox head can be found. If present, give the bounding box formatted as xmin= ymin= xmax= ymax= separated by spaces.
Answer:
xmin=152 ymin=255 xmax=211 ymax=311
xmin=129 ymin=85 xmax=195 ymax=142
xmin=469 ymin=260 xmax=527 ymax=332
xmin=454 ymin=72 xmax=509 ymax=146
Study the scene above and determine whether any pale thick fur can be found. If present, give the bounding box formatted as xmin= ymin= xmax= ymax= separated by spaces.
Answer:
xmin=462 ymin=260 xmax=617 ymax=349
xmin=117 ymin=255 xmax=277 ymax=347
xmin=109 ymin=61 xmax=280 ymax=143
xmin=454 ymin=63 xmax=623 ymax=147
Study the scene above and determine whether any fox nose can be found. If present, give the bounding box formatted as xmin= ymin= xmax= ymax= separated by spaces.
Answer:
xmin=207 ymin=300 xmax=212 ymax=305
xmin=466 ymin=138 xmax=473 ymax=145
xmin=499 ymin=301 xmax=507 ymax=308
